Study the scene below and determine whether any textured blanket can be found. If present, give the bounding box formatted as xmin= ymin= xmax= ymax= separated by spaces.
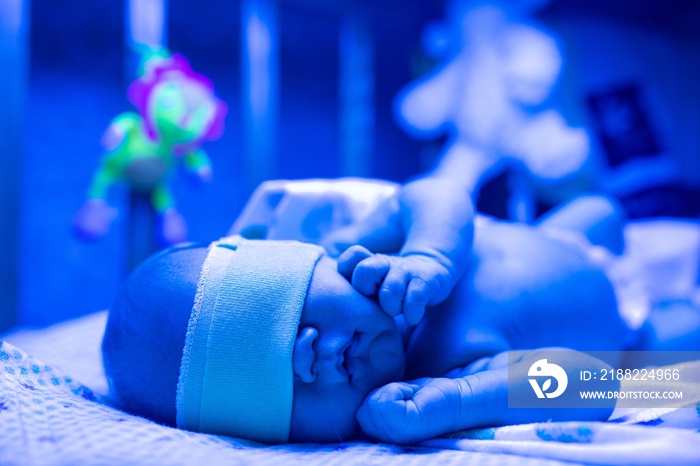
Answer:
xmin=2 ymin=313 xmax=700 ymax=466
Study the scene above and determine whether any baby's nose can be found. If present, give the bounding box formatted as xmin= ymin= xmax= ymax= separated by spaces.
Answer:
xmin=293 ymin=327 xmax=318 ymax=383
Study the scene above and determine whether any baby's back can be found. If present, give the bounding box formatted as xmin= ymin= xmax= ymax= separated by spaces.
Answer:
xmin=404 ymin=221 xmax=628 ymax=378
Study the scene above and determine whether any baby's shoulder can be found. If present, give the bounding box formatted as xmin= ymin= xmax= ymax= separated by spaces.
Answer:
xmin=473 ymin=220 xmax=595 ymax=288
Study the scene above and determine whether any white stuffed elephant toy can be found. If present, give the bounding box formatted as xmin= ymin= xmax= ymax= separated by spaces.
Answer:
xmin=396 ymin=0 xmax=592 ymax=221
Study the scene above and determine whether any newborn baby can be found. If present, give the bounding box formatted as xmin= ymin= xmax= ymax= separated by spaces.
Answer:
xmin=103 ymin=178 xmax=627 ymax=444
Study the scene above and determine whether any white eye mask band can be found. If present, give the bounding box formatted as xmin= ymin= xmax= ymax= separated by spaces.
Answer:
xmin=176 ymin=235 xmax=324 ymax=442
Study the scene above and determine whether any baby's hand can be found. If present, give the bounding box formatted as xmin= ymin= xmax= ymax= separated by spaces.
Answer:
xmin=358 ymin=350 xmax=619 ymax=444
xmin=356 ymin=378 xmax=463 ymax=444
xmin=338 ymin=245 xmax=452 ymax=326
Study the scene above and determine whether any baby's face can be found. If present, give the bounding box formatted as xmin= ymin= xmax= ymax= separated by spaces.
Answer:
xmin=290 ymin=256 xmax=405 ymax=442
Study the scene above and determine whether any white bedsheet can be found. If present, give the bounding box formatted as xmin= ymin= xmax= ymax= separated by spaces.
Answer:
xmin=2 ymin=312 xmax=700 ymax=466
xmin=0 ymin=313 xmax=574 ymax=466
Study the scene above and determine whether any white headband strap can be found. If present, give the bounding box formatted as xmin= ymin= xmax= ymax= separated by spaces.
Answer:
xmin=176 ymin=236 xmax=324 ymax=442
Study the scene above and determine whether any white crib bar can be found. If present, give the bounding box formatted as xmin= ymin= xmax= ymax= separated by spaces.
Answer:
xmin=124 ymin=0 xmax=168 ymax=79
xmin=126 ymin=0 xmax=168 ymax=48
xmin=241 ymin=0 xmax=280 ymax=195
xmin=339 ymin=13 xmax=374 ymax=177
xmin=122 ymin=0 xmax=169 ymax=268
xmin=0 ymin=0 xmax=27 ymax=331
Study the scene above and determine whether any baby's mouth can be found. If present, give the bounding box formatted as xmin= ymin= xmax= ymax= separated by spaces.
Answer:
xmin=341 ymin=332 xmax=363 ymax=384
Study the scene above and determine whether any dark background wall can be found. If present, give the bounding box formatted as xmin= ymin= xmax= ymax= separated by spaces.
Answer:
xmin=8 ymin=0 xmax=700 ymax=328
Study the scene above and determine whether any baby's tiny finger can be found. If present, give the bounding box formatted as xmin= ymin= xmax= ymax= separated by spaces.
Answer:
xmin=378 ymin=382 xmax=420 ymax=402
xmin=379 ymin=267 xmax=408 ymax=317
xmin=337 ymin=245 xmax=373 ymax=280
xmin=403 ymin=278 xmax=430 ymax=326
xmin=351 ymin=255 xmax=391 ymax=296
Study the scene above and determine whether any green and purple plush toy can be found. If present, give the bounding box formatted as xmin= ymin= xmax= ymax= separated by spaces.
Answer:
xmin=75 ymin=50 xmax=227 ymax=246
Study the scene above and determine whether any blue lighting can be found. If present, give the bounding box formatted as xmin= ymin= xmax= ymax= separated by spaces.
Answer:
xmin=3 ymin=0 xmax=700 ymax=341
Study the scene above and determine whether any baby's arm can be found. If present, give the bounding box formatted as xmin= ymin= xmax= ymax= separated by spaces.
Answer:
xmin=356 ymin=349 xmax=618 ymax=444
xmin=337 ymin=177 xmax=474 ymax=325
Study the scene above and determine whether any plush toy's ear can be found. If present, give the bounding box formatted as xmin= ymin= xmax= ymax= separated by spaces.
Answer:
xmin=202 ymin=99 xmax=228 ymax=142
xmin=126 ymin=79 xmax=159 ymax=140
xmin=126 ymin=79 xmax=148 ymax=112
xmin=393 ymin=59 xmax=459 ymax=139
